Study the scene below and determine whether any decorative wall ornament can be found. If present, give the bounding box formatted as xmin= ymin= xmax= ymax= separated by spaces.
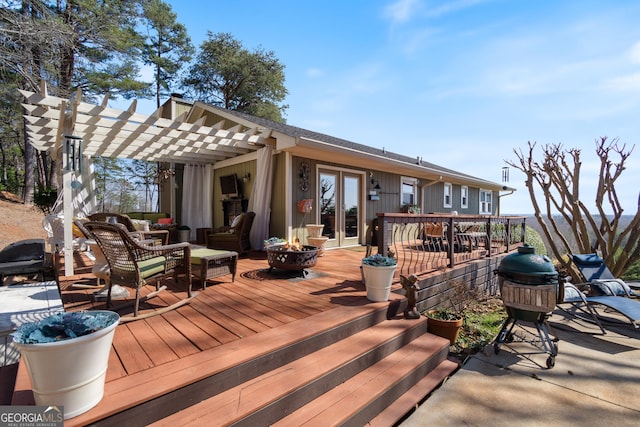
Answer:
xmin=298 ymin=161 xmax=310 ymax=191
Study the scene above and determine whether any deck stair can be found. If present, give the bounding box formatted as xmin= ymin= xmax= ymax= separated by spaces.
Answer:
xmin=143 ymin=306 xmax=457 ymax=427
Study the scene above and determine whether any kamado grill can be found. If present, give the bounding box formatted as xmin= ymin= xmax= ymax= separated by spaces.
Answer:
xmin=494 ymin=245 xmax=562 ymax=368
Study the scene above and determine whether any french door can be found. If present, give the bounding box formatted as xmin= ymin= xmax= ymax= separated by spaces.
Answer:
xmin=317 ymin=168 xmax=362 ymax=248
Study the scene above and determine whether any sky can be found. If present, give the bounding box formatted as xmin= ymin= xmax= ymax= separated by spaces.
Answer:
xmin=116 ymin=0 xmax=640 ymax=215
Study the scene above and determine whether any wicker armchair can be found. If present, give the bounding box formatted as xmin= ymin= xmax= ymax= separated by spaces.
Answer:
xmin=207 ymin=212 xmax=255 ymax=255
xmin=84 ymin=221 xmax=197 ymax=321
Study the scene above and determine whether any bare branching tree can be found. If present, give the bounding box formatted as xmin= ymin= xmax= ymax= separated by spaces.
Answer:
xmin=507 ymin=137 xmax=640 ymax=281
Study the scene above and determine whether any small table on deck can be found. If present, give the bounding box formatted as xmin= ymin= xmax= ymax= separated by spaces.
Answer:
xmin=190 ymin=248 xmax=238 ymax=289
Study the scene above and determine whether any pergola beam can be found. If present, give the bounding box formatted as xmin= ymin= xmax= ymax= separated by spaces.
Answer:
xmin=20 ymin=90 xmax=268 ymax=165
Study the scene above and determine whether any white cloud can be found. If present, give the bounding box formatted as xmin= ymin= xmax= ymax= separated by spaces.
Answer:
xmin=398 ymin=27 xmax=438 ymax=55
xmin=306 ymin=68 xmax=324 ymax=78
xmin=384 ymin=0 xmax=422 ymax=25
xmin=424 ymin=0 xmax=493 ymax=19
xmin=629 ymin=41 xmax=640 ymax=64
xmin=603 ymin=72 xmax=640 ymax=92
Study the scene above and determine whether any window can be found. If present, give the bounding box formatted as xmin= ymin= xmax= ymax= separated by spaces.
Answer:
xmin=401 ymin=177 xmax=418 ymax=207
xmin=461 ymin=186 xmax=468 ymax=209
xmin=480 ymin=189 xmax=492 ymax=214
xmin=443 ymin=182 xmax=452 ymax=208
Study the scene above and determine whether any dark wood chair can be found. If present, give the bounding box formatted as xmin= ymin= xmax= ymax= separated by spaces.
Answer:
xmin=84 ymin=221 xmax=197 ymax=321
xmin=207 ymin=211 xmax=255 ymax=255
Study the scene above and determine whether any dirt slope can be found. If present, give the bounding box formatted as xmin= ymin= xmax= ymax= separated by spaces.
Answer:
xmin=0 ymin=191 xmax=48 ymax=250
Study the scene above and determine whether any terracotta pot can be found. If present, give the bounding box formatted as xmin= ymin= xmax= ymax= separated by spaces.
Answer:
xmin=426 ymin=310 xmax=463 ymax=345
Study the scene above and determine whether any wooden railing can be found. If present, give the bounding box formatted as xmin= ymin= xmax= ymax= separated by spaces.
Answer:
xmin=375 ymin=213 xmax=526 ymax=277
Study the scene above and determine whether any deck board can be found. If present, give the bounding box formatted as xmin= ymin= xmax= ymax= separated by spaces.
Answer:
xmin=144 ymin=315 xmax=201 ymax=358
xmin=195 ymin=291 xmax=271 ymax=334
xmin=112 ymin=325 xmax=155 ymax=375
xmin=125 ymin=320 xmax=180 ymax=366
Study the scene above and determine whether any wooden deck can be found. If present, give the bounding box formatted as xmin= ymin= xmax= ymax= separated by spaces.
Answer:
xmin=12 ymin=246 xmax=460 ymax=425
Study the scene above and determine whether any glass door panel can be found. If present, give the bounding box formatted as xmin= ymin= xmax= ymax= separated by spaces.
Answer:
xmin=319 ymin=172 xmax=337 ymax=240
xmin=343 ymin=174 xmax=360 ymax=245
xmin=318 ymin=169 xmax=362 ymax=248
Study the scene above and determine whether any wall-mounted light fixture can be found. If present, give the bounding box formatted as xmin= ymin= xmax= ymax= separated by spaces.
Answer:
xmin=243 ymin=173 xmax=251 ymax=183
xmin=369 ymin=172 xmax=381 ymax=200
xmin=369 ymin=172 xmax=382 ymax=190
xmin=155 ymin=167 xmax=175 ymax=184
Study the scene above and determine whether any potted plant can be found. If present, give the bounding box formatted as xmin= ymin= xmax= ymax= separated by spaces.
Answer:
xmin=425 ymin=279 xmax=469 ymax=345
xmin=264 ymin=237 xmax=287 ymax=250
xmin=175 ymin=225 xmax=191 ymax=243
xmin=361 ymin=253 xmax=397 ymax=302
xmin=12 ymin=310 xmax=120 ymax=419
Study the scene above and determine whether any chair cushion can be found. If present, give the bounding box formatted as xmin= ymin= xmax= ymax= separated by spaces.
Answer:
xmin=190 ymin=248 xmax=233 ymax=264
xmin=592 ymin=279 xmax=633 ymax=297
xmin=230 ymin=214 xmax=243 ymax=229
xmin=72 ymin=218 xmax=88 ymax=238
xmin=131 ymin=219 xmax=150 ymax=231
xmin=572 ymin=254 xmax=603 ymax=266
xmin=138 ymin=256 xmax=167 ymax=279
xmin=209 ymin=233 xmax=235 ymax=241
xmin=157 ymin=217 xmax=174 ymax=225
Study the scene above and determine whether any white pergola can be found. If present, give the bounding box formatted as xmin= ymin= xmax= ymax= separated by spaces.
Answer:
xmin=21 ymin=85 xmax=271 ymax=275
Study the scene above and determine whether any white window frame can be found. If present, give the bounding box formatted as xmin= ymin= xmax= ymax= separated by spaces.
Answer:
xmin=443 ymin=182 xmax=452 ymax=208
xmin=401 ymin=176 xmax=418 ymax=208
xmin=461 ymin=185 xmax=468 ymax=209
xmin=479 ymin=189 xmax=492 ymax=214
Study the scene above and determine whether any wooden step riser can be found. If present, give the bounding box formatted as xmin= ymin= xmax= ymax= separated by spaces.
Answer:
xmin=91 ymin=305 xmax=394 ymax=426
xmin=231 ymin=319 xmax=431 ymax=427
xmin=274 ymin=333 xmax=451 ymax=427
xmin=369 ymin=359 xmax=460 ymax=426
xmin=339 ymin=341 xmax=450 ymax=427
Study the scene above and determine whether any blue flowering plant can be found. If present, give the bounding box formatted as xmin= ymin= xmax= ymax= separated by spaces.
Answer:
xmin=12 ymin=311 xmax=119 ymax=344
xmin=362 ymin=253 xmax=397 ymax=267
xmin=264 ymin=237 xmax=287 ymax=249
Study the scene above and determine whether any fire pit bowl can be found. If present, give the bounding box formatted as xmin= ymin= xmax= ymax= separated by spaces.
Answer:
xmin=267 ymin=245 xmax=319 ymax=277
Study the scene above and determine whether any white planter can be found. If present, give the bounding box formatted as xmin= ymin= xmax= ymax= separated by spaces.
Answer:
xmin=306 ymin=224 xmax=325 ymax=238
xmin=307 ymin=236 xmax=329 ymax=256
xmin=13 ymin=311 xmax=119 ymax=419
xmin=361 ymin=264 xmax=396 ymax=302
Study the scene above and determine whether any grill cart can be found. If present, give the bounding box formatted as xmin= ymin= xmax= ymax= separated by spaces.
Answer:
xmin=494 ymin=245 xmax=562 ymax=368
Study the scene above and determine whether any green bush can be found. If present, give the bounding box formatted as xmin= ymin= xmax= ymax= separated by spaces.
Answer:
xmin=524 ymin=226 xmax=547 ymax=256
xmin=34 ymin=187 xmax=58 ymax=214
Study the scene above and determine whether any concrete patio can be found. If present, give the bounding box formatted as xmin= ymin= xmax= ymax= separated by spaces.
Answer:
xmin=400 ymin=307 xmax=640 ymax=426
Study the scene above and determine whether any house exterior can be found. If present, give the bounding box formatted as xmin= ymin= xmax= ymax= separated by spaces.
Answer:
xmin=18 ymin=87 xmax=515 ymax=257
xmin=158 ymin=95 xmax=514 ymax=250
